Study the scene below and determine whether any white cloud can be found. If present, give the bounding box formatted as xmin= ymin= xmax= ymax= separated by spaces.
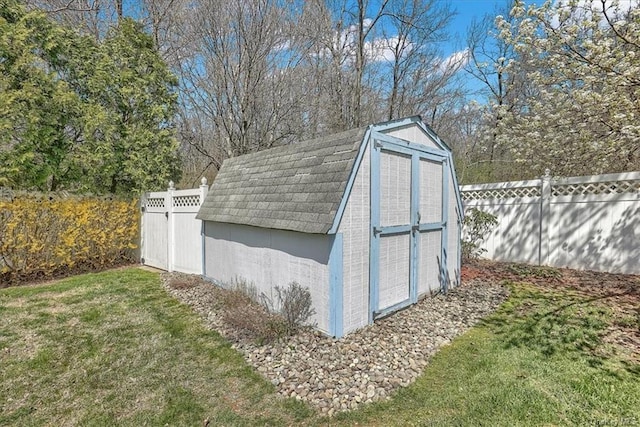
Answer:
xmin=437 ymin=48 xmax=470 ymax=73
xmin=365 ymin=36 xmax=414 ymax=63
xmin=551 ymin=0 xmax=636 ymax=28
xmin=314 ymin=18 xmax=414 ymax=64
xmin=273 ymin=39 xmax=291 ymax=52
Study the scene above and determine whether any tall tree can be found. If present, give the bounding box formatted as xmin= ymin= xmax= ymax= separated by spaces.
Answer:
xmin=26 ymin=0 xmax=467 ymax=183
xmin=462 ymin=0 xmax=530 ymax=182
xmin=176 ymin=0 xmax=305 ymax=165
xmin=0 ymin=1 xmax=86 ymax=189
xmin=0 ymin=2 xmax=181 ymax=193
xmin=80 ymin=17 xmax=181 ymax=193
xmin=495 ymin=0 xmax=640 ymax=178
xmin=382 ymin=0 xmax=456 ymax=121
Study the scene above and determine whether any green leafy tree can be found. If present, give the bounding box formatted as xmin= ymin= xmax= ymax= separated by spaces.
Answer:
xmin=79 ymin=18 xmax=181 ymax=193
xmin=0 ymin=1 xmax=85 ymax=190
xmin=0 ymin=2 xmax=180 ymax=193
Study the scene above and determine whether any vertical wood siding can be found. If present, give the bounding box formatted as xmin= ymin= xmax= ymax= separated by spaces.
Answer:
xmin=418 ymin=230 xmax=442 ymax=295
xmin=380 ymin=152 xmax=412 ymax=226
xmin=384 ymin=126 xmax=441 ymax=150
xmin=378 ymin=233 xmax=411 ymax=308
xmin=337 ymin=145 xmax=371 ymax=334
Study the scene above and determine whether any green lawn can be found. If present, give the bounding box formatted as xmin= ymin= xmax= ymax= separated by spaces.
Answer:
xmin=336 ymin=282 xmax=639 ymax=426
xmin=1 ymin=269 xmax=638 ymax=426
xmin=0 ymin=269 xmax=311 ymax=426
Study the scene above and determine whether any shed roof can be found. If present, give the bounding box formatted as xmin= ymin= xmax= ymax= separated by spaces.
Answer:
xmin=196 ymin=126 xmax=367 ymax=234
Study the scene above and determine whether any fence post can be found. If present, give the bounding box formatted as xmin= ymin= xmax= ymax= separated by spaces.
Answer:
xmin=138 ymin=193 xmax=146 ymax=264
xmin=199 ymin=177 xmax=208 ymax=276
xmin=199 ymin=177 xmax=208 ymax=203
xmin=539 ymin=169 xmax=551 ymax=266
xmin=166 ymin=180 xmax=175 ymax=272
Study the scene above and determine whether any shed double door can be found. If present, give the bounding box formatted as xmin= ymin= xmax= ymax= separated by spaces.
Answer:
xmin=369 ymin=133 xmax=448 ymax=320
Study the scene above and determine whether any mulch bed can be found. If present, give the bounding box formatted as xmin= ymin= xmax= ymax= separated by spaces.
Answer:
xmin=463 ymin=259 xmax=640 ymax=362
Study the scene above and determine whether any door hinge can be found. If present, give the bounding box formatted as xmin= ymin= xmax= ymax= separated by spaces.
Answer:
xmin=141 ymin=258 xmax=145 ymax=264
xmin=164 ymin=211 xmax=169 ymax=219
xmin=140 ymin=206 xmax=145 ymax=212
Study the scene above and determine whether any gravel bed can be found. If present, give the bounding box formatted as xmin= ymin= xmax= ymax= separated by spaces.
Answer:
xmin=162 ymin=273 xmax=508 ymax=415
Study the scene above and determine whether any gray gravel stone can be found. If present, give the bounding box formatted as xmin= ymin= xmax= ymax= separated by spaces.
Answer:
xmin=162 ymin=273 xmax=508 ymax=415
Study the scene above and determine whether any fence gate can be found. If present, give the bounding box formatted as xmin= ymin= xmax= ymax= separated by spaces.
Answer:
xmin=141 ymin=179 xmax=208 ymax=274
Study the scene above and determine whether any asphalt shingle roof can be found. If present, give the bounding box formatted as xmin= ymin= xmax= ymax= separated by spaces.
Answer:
xmin=196 ymin=126 xmax=367 ymax=234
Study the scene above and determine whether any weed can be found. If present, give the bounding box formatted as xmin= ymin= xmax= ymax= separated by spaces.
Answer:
xmin=462 ymin=208 xmax=498 ymax=261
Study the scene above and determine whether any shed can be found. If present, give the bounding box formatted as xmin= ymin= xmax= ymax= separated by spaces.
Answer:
xmin=196 ymin=116 xmax=463 ymax=337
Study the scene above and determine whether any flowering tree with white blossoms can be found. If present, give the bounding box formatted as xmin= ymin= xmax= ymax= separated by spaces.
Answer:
xmin=494 ymin=0 xmax=640 ymax=178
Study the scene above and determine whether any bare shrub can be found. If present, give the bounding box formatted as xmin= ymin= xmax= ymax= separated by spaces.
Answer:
xmin=263 ymin=282 xmax=316 ymax=334
xmin=220 ymin=278 xmax=315 ymax=342
xmin=220 ymin=278 xmax=288 ymax=344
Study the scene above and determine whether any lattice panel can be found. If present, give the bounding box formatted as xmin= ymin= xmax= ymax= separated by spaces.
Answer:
xmin=552 ymin=180 xmax=640 ymax=196
xmin=147 ymin=197 xmax=165 ymax=208
xmin=173 ymin=195 xmax=200 ymax=207
xmin=461 ymin=186 xmax=540 ymax=201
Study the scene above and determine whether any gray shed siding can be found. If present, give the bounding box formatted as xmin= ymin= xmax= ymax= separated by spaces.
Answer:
xmin=203 ymin=222 xmax=332 ymax=334
xmin=337 ymin=144 xmax=371 ymax=334
xmin=384 ymin=126 xmax=442 ymax=151
xmin=447 ymin=176 xmax=462 ymax=288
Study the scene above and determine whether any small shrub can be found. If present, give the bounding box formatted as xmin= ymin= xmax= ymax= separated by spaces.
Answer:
xmin=273 ymin=282 xmax=316 ymax=334
xmin=221 ymin=298 xmax=286 ymax=344
xmin=228 ymin=276 xmax=259 ymax=303
xmin=462 ymin=208 xmax=498 ymax=261
xmin=221 ymin=279 xmax=316 ymax=342
xmin=220 ymin=277 xmax=290 ymax=344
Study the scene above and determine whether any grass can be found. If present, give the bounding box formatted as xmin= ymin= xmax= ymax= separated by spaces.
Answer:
xmin=334 ymin=282 xmax=640 ymax=426
xmin=1 ymin=269 xmax=638 ymax=426
xmin=0 ymin=268 xmax=311 ymax=426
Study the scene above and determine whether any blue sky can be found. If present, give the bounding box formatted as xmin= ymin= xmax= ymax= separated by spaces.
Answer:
xmin=447 ymin=0 xmax=513 ymax=55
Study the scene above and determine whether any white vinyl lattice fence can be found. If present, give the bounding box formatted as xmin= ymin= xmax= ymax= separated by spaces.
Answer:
xmin=460 ymin=171 xmax=640 ymax=274
xmin=140 ymin=179 xmax=209 ymax=274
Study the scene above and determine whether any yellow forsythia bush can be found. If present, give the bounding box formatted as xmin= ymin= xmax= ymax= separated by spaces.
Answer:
xmin=0 ymin=194 xmax=139 ymax=286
